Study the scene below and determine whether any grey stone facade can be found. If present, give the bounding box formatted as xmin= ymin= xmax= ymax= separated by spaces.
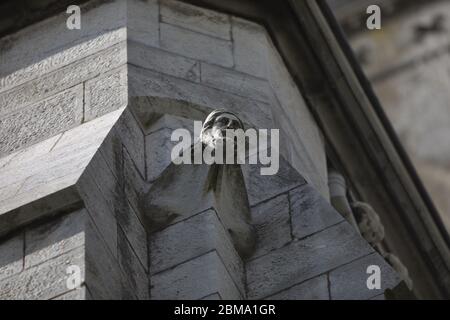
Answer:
xmin=0 ymin=0 xmax=402 ymax=299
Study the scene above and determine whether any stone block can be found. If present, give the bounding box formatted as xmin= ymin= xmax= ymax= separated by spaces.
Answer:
xmin=242 ymin=157 xmax=306 ymax=206
xmin=0 ymin=246 xmax=85 ymax=300
xmin=246 ymin=222 xmax=373 ymax=299
xmin=160 ymin=0 xmax=231 ymax=40
xmin=0 ymin=85 xmax=83 ymax=156
xmin=0 ymin=42 xmax=126 ymax=116
xmin=265 ymin=275 xmax=329 ymax=300
xmin=0 ymin=233 xmax=23 ymax=281
xmin=150 ymin=210 xmax=244 ymax=295
xmin=129 ymin=65 xmax=273 ymax=129
xmin=290 ymin=184 xmax=343 ymax=239
xmin=129 ymin=41 xmax=200 ymax=82
xmin=250 ymin=194 xmax=292 ymax=258
xmin=201 ymin=63 xmax=271 ymax=103
xmin=85 ymin=217 xmax=128 ymax=300
xmin=0 ymin=0 xmax=126 ymax=91
xmin=231 ymin=17 xmax=269 ymax=78
xmin=127 ymin=0 xmax=159 ymax=47
xmin=329 ymin=253 xmax=401 ymax=300
xmin=85 ymin=65 xmax=128 ymax=121
xmin=116 ymin=194 xmax=148 ymax=271
xmin=77 ymin=172 xmax=118 ymax=258
xmin=160 ymin=23 xmax=233 ymax=67
xmin=151 ymin=251 xmax=241 ymax=300
xmin=25 ymin=209 xmax=86 ymax=268
xmin=118 ymin=227 xmax=149 ymax=300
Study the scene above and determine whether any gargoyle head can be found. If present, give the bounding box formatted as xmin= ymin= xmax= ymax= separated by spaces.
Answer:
xmin=200 ymin=109 xmax=244 ymax=150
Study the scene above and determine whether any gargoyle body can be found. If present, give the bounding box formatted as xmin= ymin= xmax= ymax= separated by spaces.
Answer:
xmin=140 ymin=110 xmax=256 ymax=258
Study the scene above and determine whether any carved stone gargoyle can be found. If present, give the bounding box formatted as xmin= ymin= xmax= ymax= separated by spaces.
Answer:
xmin=139 ymin=110 xmax=256 ymax=259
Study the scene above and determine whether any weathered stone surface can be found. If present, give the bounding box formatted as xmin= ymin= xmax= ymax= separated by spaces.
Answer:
xmin=160 ymin=0 xmax=231 ymax=40
xmin=0 ymin=42 xmax=126 ymax=115
xmin=78 ymin=172 xmax=118 ymax=258
xmin=127 ymin=0 xmax=159 ymax=47
xmin=266 ymin=275 xmax=329 ymax=300
xmin=0 ymin=233 xmax=23 ymax=281
xmin=116 ymin=194 xmax=148 ymax=272
xmin=290 ymin=184 xmax=344 ymax=239
xmin=0 ymin=0 xmax=127 ymax=91
xmin=114 ymin=109 xmax=146 ymax=177
xmin=160 ymin=23 xmax=233 ymax=67
xmin=129 ymin=66 xmax=273 ymax=129
xmin=0 ymin=85 xmax=83 ymax=156
xmin=0 ymin=246 xmax=85 ymax=300
xmin=146 ymin=128 xmax=176 ymax=181
xmin=53 ymin=107 xmax=125 ymax=153
xmin=231 ymin=17 xmax=268 ymax=79
xmin=329 ymin=253 xmax=401 ymax=300
xmin=201 ymin=63 xmax=271 ymax=103
xmin=151 ymin=251 xmax=241 ymax=300
xmin=246 ymin=222 xmax=373 ymax=299
xmin=123 ymin=147 xmax=149 ymax=220
xmin=0 ymin=108 xmax=123 ymax=215
xmin=242 ymin=157 xmax=306 ymax=206
xmin=251 ymin=194 xmax=292 ymax=258
xmin=85 ymin=65 xmax=128 ymax=121
xmin=25 ymin=209 xmax=86 ymax=268
xmin=118 ymin=227 xmax=149 ymax=300
xmin=129 ymin=41 xmax=200 ymax=82
xmin=150 ymin=210 xmax=244 ymax=295
xmin=85 ymin=217 xmax=129 ymax=300
xmin=0 ymin=134 xmax=60 ymax=172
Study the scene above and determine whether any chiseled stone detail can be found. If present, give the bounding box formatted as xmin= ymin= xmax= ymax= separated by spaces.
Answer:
xmin=0 ymin=85 xmax=83 ymax=157
xmin=0 ymin=246 xmax=85 ymax=300
xmin=151 ymin=251 xmax=242 ymax=300
xmin=25 ymin=209 xmax=86 ymax=268
xmin=85 ymin=65 xmax=128 ymax=121
xmin=0 ymin=233 xmax=23 ymax=282
xmin=0 ymin=42 xmax=126 ymax=116
xmin=265 ymin=275 xmax=329 ymax=300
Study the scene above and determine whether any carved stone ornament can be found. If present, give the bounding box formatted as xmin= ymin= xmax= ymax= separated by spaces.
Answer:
xmin=139 ymin=109 xmax=256 ymax=258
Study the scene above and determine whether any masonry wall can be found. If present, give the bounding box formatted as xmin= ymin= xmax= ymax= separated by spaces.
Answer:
xmin=0 ymin=0 xmax=397 ymax=300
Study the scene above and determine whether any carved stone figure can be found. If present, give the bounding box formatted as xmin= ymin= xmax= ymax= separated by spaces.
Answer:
xmin=139 ymin=109 xmax=256 ymax=258
xmin=352 ymin=201 xmax=385 ymax=246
